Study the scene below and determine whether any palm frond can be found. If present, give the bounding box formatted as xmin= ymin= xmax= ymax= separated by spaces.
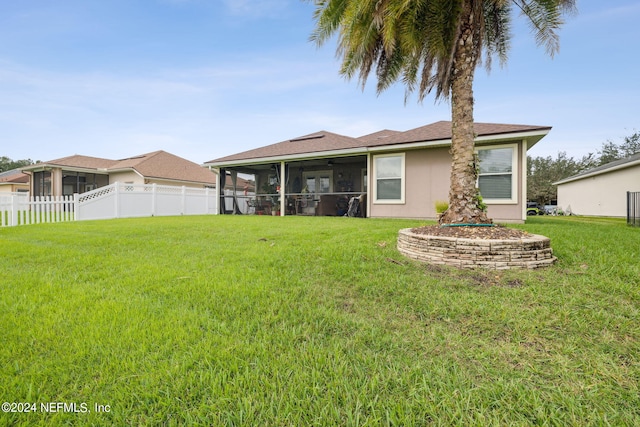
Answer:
xmin=311 ymin=0 xmax=575 ymax=100
xmin=512 ymin=0 xmax=577 ymax=58
xmin=481 ymin=0 xmax=511 ymax=71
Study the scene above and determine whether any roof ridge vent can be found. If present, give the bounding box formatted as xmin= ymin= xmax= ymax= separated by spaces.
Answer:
xmin=117 ymin=155 xmax=146 ymax=161
xmin=290 ymin=134 xmax=325 ymax=142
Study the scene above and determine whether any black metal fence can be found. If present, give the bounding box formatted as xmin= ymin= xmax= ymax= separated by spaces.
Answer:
xmin=628 ymin=191 xmax=640 ymax=227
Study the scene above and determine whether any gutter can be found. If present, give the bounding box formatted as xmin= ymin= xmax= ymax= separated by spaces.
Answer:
xmin=21 ymin=164 xmax=110 ymax=175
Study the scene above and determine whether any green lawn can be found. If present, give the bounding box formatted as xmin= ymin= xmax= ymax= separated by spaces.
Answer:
xmin=1 ymin=215 xmax=638 ymax=426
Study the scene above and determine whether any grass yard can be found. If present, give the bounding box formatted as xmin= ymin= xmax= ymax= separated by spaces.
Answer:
xmin=0 ymin=215 xmax=639 ymax=426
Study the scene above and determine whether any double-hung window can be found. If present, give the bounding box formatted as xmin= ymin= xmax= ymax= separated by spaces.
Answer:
xmin=476 ymin=144 xmax=517 ymax=203
xmin=373 ymin=153 xmax=405 ymax=203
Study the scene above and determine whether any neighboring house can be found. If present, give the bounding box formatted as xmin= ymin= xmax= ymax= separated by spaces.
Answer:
xmin=22 ymin=150 xmax=217 ymax=197
xmin=554 ymin=152 xmax=640 ymax=217
xmin=0 ymin=169 xmax=30 ymax=194
xmin=222 ymin=173 xmax=255 ymax=193
xmin=204 ymin=121 xmax=551 ymax=222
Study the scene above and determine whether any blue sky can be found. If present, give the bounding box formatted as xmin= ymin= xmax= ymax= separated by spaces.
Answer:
xmin=1 ymin=1 xmax=638 ymax=165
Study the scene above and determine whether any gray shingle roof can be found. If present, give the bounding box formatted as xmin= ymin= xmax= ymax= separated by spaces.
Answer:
xmin=554 ymin=152 xmax=640 ymax=185
xmin=23 ymin=151 xmax=216 ymax=185
xmin=0 ymin=168 xmax=30 ymax=184
xmin=110 ymin=151 xmax=216 ymax=184
xmin=208 ymin=130 xmax=367 ymax=163
xmin=376 ymin=121 xmax=550 ymax=147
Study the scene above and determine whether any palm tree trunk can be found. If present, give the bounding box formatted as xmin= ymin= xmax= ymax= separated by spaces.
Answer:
xmin=439 ymin=0 xmax=491 ymax=225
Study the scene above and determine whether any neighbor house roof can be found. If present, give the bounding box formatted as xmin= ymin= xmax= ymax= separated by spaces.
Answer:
xmin=108 ymin=151 xmax=216 ymax=184
xmin=25 ymin=154 xmax=118 ymax=170
xmin=554 ymin=152 xmax=640 ymax=185
xmin=23 ymin=150 xmax=216 ymax=185
xmin=0 ymin=169 xmax=30 ymax=184
xmin=223 ymin=174 xmax=255 ymax=192
xmin=205 ymin=121 xmax=551 ymax=167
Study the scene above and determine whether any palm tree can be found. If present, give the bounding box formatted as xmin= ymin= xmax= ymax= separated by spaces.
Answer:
xmin=311 ymin=0 xmax=576 ymax=224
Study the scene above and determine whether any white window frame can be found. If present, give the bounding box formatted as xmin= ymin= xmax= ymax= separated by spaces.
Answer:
xmin=373 ymin=153 xmax=405 ymax=204
xmin=475 ymin=143 xmax=518 ymax=204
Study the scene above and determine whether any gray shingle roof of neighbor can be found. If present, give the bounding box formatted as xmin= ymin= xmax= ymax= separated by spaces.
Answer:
xmin=31 ymin=154 xmax=118 ymax=169
xmin=0 ymin=168 xmax=30 ymax=184
xmin=553 ymin=151 xmax=640 ymax=185
xmin=109 ymin=151 xmax=217 ymax=184
xmin=205 ymin=121 xmax=552 ymax=165
xmin=23 ymin=151 xmax=217 ymax=185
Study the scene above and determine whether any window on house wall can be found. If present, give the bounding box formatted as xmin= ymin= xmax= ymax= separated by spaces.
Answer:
xmin=477 ymin=145 xmax=517 ymax=203
xmin=373 ymin=153 xmax=404 ymax=203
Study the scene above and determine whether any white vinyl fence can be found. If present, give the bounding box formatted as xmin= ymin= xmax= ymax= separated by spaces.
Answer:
xmin=0 ymin=183 xmax=218 ymax=227
xmin=1 ymin=193 xmax=75 ymax=227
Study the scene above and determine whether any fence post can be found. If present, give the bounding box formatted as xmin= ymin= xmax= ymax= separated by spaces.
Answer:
xmin=37 ymin=196 xmax=43 ymax=224
xmin=53 ymin=196 xmax=58 ymax=223
xmin=628 ymin=191 xmax=631 ymax=226
xmin=181 ymin=186 xmax=186 ymax=215
xmin=628 ymin=191 xmax=640 ymax=227
xmin=10 ymin=194 xmax=18 ymax=226
xmin=44 ymin=196 xmax=50 ymax=224
xmin=74 ymin=193 xmax=80 ymax=221
xmin=114 ymin=183 xmax=120 ymax=218
xmin=151 ymin=183 xmax=157 ymax=217
xmin=205 ymin=188 xmax=210 ymax=215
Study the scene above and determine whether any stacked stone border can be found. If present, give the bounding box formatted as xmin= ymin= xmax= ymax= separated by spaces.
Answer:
xmin=397 ymin=228 xmax=556 ymax=270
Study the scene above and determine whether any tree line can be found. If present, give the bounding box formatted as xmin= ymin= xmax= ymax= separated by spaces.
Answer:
xmin=0 ymin=157 xmax=35 ymax=173
xmin=527 ymin=131 xmax=640 ymax=205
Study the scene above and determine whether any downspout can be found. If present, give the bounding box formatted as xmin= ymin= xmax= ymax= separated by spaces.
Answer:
xmin=366 ymin=153 xmax=371 ymax=218
xmin=522 ymin=139 xmax=529 ymax=222
xmin=280 ymin=161 xmax=286 ymax=216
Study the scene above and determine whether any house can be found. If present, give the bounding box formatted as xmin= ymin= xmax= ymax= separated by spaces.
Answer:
xmin=554 ymin=152 xmax=640 ymax=217
xmin=0 ymin=169 xmax=30 ymax=194
xmin=21 ymin=150 xmax=217 ymax=197
xmin=204 ymin=121 xmax=551 ymax=222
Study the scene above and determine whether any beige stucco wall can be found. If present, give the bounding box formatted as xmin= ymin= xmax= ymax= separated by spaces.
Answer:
xmin=369 ymin=147 xmax=450 ymax=219
xmin=557 ymin=165 xmax=640 ymax=217
xmin=109 ymin=172 xmax=212 ymax=188
xmin=368 ymin=141 xmax=527 ymax=223
xmin=108 ymin=171 xmax=144 ymax=184
xmin=0 ymin=184 xmax=29 ymax=194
